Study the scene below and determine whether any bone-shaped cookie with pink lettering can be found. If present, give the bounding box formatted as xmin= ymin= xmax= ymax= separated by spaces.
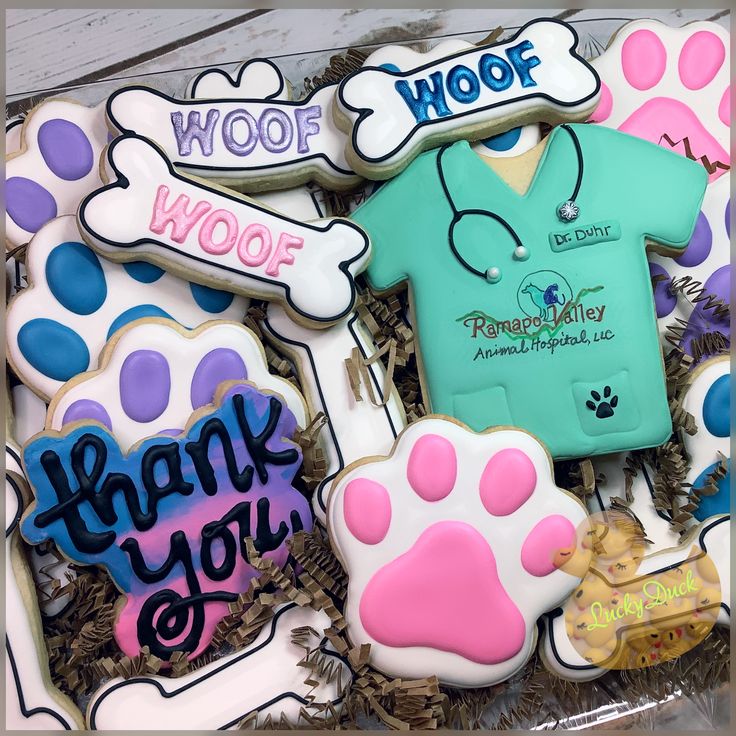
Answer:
xmin=106 ymin=59 xmax=361 ymax=192
xmin=78 ymin=134 xmax=371 ymax=327
xmin=334 ymin=18 xmax=600 ymax=178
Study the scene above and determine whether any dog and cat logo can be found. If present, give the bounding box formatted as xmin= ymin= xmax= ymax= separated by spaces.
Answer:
xmin=517 ymin=270 xmax=573 ymax=321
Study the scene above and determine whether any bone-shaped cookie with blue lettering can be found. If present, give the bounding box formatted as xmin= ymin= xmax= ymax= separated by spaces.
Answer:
xmin=79 ymin=134 xmax=371 ymax=327
xmin=106 ymin=59 xmax=361 ymax=192
xmin=334 ymin=18 xmax=600 ymax=178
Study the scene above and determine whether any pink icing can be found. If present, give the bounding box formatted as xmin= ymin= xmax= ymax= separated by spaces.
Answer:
xmin=149 ymin=185 xmax=211 ymax=243
xmin=264 ymin=232 xmax=304 ymax=277
xmin=618 ymin=97 xmax=730 ymax=182
xmin=479 ymin=448 xmax=536 ymax=516
xmin=589 ymin=82 xmax=613 ymax=123
xmin=621 ymin=29 xmax=667 ymax=91
xmin=237 ymin=223 xmax=272 ymax=267
xmin=359 ymin=521 xmax=525 ymax=664
xmin=520 ymin=515 xmax=576 ymax=577
xmin=343 ymin=478 xmax=391 ymax=545
xmin=678 ymin=31 xmax=725 ymax=90
xmin=718 ymin=86 xmax=730 ymax=126
xmin=198 ymin=209 xmax=238 ymax=255
xmin=406 ymin=434 xmax=457 ymax=501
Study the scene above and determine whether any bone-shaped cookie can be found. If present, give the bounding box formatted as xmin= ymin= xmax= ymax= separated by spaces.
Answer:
xmin=106 ymin=59 xmax=360 ymax=191
xmin=335 ymin=19 xmax=600 ymax=177
xmin=78 ymin=134 xmax=371 ymax=327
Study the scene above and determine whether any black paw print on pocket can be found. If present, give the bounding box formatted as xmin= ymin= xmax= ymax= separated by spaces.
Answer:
xmin=586 ymin=386 xmax=618 ymax=419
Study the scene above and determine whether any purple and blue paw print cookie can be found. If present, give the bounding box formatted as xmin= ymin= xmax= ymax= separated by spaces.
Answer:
xmin=649 ymin=174 xmax=730 ymax=355
xmin=328 ymin=418 xmax=588 ymax=687
xmin=6 ymin=99 xmax=109 ymax=249
xmin=681 ymin=355 xmax=730 ymax=521
xmin=48 ymin=318 xmax=307 ymax=450
xmin=6 ymin=216 xmax=248 ymax=401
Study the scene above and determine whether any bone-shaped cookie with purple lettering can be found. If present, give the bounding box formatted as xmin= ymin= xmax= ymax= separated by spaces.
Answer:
xmin=78 ymin=134 xmax=371 ymax=327
xmin=106 ymin=59 xmax=361 ymax=192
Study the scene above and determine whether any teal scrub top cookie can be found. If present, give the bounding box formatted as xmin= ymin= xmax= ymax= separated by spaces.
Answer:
xmin=352 ymin=123 xmax=707 ymax=459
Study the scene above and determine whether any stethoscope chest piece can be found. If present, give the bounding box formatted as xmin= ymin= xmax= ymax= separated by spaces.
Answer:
xmin=557 ymin=199 xmax=580 ymax=222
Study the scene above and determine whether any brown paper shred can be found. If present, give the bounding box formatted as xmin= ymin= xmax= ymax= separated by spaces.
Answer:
xmin=302 ymin=48 xmax=368 ymax=94
xmin=562 ymin=457 xmax=600 ymax=501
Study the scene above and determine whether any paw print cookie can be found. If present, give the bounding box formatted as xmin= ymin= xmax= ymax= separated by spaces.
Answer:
xmin=6 ymin=99 xmax=109 ymax=249
xmin=48 ymin=318 xmax=307 ymax=450
xmin=649 ymin=175 xmax=730 ymax=355
xmin=591 ymin=20 xmax=730 ymax=182
xmin=681 ymin=355 xmax=730 ymax=520
xmin=6 ymin=216 xmax=248 ymax=401
xmin=328 ymin=418 xmax=589 ymax=687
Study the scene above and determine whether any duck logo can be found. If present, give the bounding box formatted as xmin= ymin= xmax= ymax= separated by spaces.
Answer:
xmin=517 ymin=270 xmax=573 ymax=322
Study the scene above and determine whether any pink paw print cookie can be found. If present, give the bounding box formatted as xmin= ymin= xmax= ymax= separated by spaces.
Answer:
xmin=590 ymin=20 xmax=730 ymax=182
xmin=327 ymin=418 xmax=589 ymax=687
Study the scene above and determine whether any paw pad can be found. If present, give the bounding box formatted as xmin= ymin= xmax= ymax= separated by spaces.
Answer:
xmin=328 ymin=419 xmax=588 ymax=687
xmin=591 ymin=20 xmax=730 ymax=181
xmin=48 ymin=320 xmax=306 ymax=450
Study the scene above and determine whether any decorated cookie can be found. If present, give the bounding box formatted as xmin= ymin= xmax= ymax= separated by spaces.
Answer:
xmin=335 ymin=19 xmax=600 ymax=178
xmin=352 ymin=121 xmax=707 ymax=459
xmin=6 ymin=116 xmax=24 ymax=155
xmin=360 ymin=38 xmax=542 ymax=161
xmin=5 ymin=441 xmax=85 ymax=729
xmin=541 ymin=510 xmax=729 ymax=681
xmin=6 ymin=215 xmax=248 ymax=402
xmin=87 ymin=603 xmax=349 ymax=729
xmin=649 ymin=176 xmax=730 ymax=356
xmin=6 ymin=99 xmax=108 ymax=250
xmin=48 ymin=318 xmax=308 ymax=450
xmin=79 ymin=134 xmax=370 ymax=327
xmin=22 ymin=382 xmax=312 ymax=662
xmin=263 ymin=304 xmax=406 ymax=524
xmin=590 ymin=20 xmax=730 ymax=182
xmin=328 ymin=418 xmax=588 ymax=687
xmin=105 ymin=58 xmax=360 ymax=191
xmin=681 ymin=355 xmax=730 ymax=520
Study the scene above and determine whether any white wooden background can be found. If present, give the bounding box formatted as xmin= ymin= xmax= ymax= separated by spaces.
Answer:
xmin=6 ymin=8 xmax=730 ymax=114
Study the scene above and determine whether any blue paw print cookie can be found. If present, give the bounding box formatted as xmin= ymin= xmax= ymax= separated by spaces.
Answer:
xmin=7 ymin=216 xmax=248 ymax=401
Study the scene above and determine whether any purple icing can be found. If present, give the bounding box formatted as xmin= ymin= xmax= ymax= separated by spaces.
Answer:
xmin=649 ymin=262 xmax=676 ymax=318
xmin=119 ymin=350 xmax=171 ymax=423
xmin=6 ymin=176 xmax=57 ymax=232
xmin=675 ymin=210 xmax=711 ymax=267
xmin=294 ymin=105 xmax=320 ymax=153
xmin=158 ymin=428 xmax=184 ymax=437
xmin=171 ymin=110 xmax=219 ymax=157
xmin=681 ymin=264 xmax=731 ymax=356
xmin=726 ymin=198 xmax=731 ymax=239
xmin=37 ymin=119 xmax=94 ymax=181
xmin=222 ymin=109 xmax=258 ymax=156
xmin=190 ymin=348 xmax=248 ymax=409
xmin=259 ymin=108 xmax=292 ymax=153
xmin=62 ymin=399 xmax=113 ymax=431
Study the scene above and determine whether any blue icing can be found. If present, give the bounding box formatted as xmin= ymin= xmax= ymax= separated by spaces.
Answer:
xmin=18 ymin=318 xmax=89 ymax=381
xmin=480 ymin=126 xmax=522 ymax=152
xmin=124 ymin=261 xmax=165 ymax=283
xmin=692 ymin=459 xmax=731 ymax=520
xmin=107 ymin=305 xmax=173 ymax=339
xmin=46 ymin=241 xmax=107 ymax=315
xmin=189 ymin=282 xmax=235 ymax=314
xmin=702 ymin=374 xmax=729 ymax=438
xmin=380 ymin=63 xmax=400 ymax=72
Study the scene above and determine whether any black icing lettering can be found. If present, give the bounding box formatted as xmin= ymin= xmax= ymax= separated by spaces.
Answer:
xmin=141 ymin=442 xmax=195 ymax=509
xmin=253 ymin=497 xmax=289 ymax=554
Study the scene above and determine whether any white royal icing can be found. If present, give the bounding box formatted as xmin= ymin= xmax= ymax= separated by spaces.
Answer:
xmin=335 ymin=19 xmax=600 ymax=175
xmin=359 ymin=38 xmax=542 ymax=160
xmin=5 ymin=442 xmax=85 ymax=729
xmin=5 ymin=100 xmax=108 ymax=249
xmin=6 ymin=215 xmax=248 ymax=402
xmin=79 ymin=135 xmax=370 ymax=327
xmin=590 ymin=20 xmax=730 ymax=183
xmin=48 ymin=319 xmax=308 ymax=451
xmin=328 ymin=419 xmax=588 ymax=687
xmin=86 ymin=603 xmax=349 ymax=730
xmin=262 ymin=305 xmax=406 ymax=524
xmin=105 ymin=59 xmax=360 ymax=190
